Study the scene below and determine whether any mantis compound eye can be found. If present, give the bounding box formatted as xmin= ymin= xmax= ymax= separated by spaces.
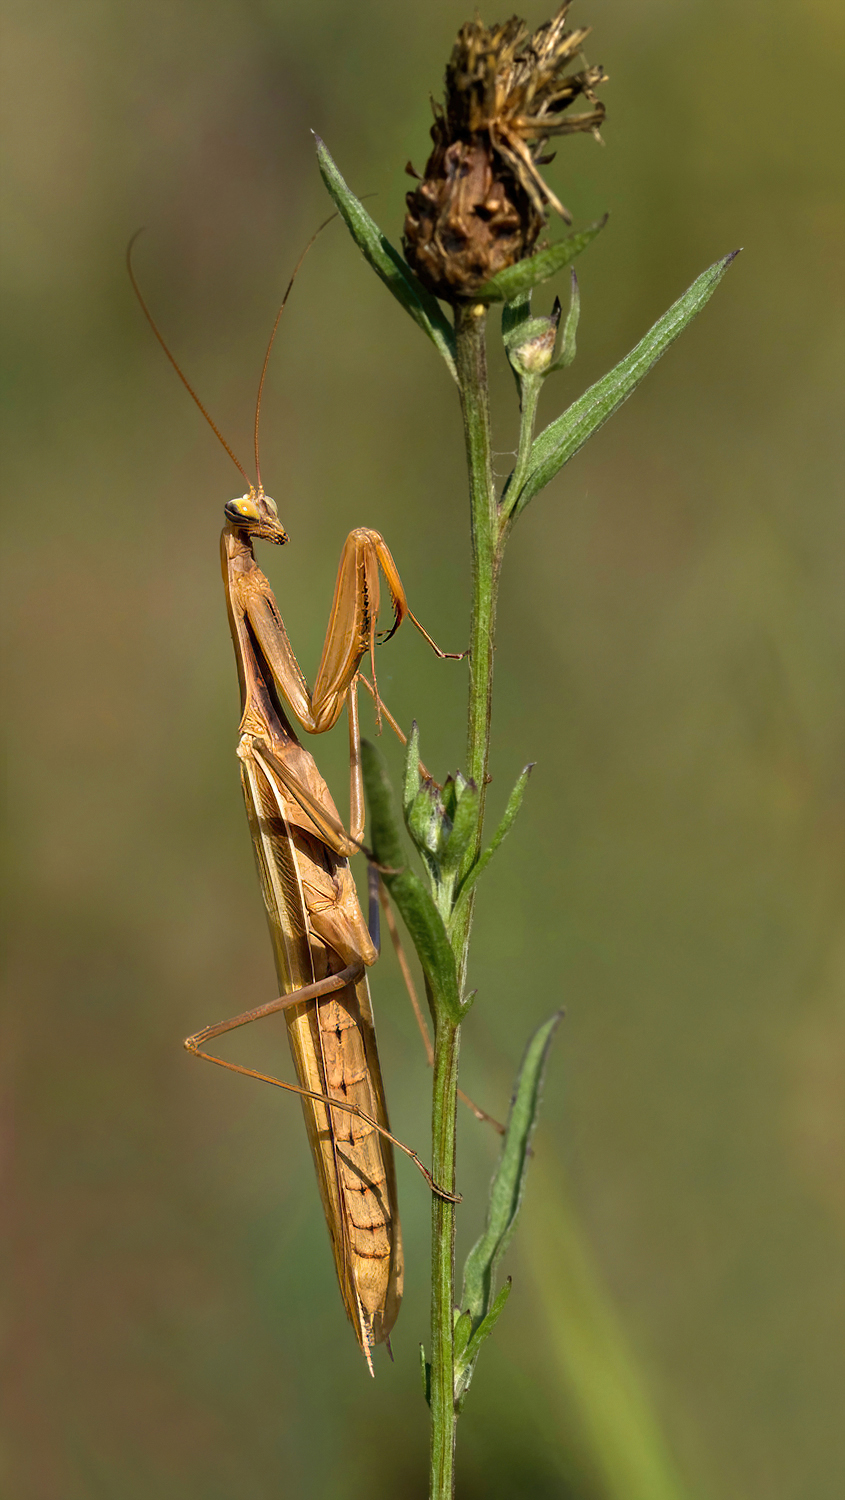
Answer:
xmin=225 ymin=493 xmax=261 ymax=523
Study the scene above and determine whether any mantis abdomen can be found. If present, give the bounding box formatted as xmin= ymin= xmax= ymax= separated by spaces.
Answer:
xmin=240 ymin=723 xmax=403 ymax=1359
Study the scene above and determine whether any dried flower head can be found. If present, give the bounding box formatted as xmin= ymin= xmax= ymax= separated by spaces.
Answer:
xmin=404 ymin=3 xmax=607 ymax=301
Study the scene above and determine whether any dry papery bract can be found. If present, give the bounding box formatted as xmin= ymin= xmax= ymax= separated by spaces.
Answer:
xmin=404 ymin=2 xmax=607 ymax=300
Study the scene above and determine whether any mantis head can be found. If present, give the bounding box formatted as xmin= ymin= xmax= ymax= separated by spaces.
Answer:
xmin=224 ymin=487 xmax=288 ymax=546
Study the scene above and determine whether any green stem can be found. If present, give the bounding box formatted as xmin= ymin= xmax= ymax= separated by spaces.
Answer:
xmin=451 ymin=301 xmax=500 ymax=976
xmin=428 ymin=302 xmax=500 ymax=1500
xmin=505 ymin=374 xmax=542 ymax=529
xmin=429 ymin=1012 xmax=461 ymax=1500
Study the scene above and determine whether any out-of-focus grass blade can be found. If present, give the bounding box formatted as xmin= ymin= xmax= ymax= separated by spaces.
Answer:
xmin=511 ymin=250 xmax=741 ymax=519
xmin=315 ymin=137 xmax=457 ymax=379
xmin=521 ymin=1172 xmax=695 ymax=1500
xmin=474 ymin=218 xmax=608 ymax=303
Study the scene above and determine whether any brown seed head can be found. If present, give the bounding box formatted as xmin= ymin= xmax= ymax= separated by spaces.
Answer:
xmin=404 ymin=3 xmax=607 ymax=301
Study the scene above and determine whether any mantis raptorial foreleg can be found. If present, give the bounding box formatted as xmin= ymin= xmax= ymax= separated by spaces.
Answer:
xmin=230 ymin=517 xmax=463 ymax=837
xmin=236 ymin=522 xmax=464 ymax=728
xmin=131 ymin=225 xmax=469 ymax=1362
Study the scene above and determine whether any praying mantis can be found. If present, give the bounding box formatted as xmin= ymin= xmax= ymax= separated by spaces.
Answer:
xmin=129 ymin=230 xmax=463 ymax=1371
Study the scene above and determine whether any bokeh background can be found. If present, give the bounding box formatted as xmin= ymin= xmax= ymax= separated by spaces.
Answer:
xmin=3 ymin=1 xmax=843 ymax=1496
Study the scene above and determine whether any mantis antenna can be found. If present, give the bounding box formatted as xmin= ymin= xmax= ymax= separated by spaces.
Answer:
xmin=253 ymin=211 xmax=336 ymax=493
xmin=126 ymin=228 xmax=250 ymax=485
xmin=126 ymin=213 xmax=337 ymax=490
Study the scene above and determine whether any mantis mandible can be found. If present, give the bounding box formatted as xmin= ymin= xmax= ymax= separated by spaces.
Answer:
xmin=129 ymin=228 xmax=461 ymax=1370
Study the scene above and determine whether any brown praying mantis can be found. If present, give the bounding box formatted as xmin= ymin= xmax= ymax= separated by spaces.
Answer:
xmin=129 ymin=229 xmax=468 ymax=1371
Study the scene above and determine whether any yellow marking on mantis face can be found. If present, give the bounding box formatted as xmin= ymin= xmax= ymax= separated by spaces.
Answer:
xmin=227 ymin=491 xmax=261 ymax=520
xmin=224 ymin=488 xmax=287 ymax=544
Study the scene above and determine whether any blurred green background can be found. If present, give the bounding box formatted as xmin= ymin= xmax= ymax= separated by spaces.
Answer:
xmin=3 ymin=1 xmax=843 ymax=1496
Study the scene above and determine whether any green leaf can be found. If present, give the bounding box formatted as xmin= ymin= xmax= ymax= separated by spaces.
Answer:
xmin=453 ymin=1012 xmax=561 ymax=1403
xmin=453 ymin=1308 xmax=473 ymax=1362
xmin=439 ymin=778 xmax=480 ymax=875
xmin=474 ymin=217 xmax=608 ymax=303
xmin=546 ymin=267 xmax=580 ymax=373
xmin=361 ymin=736 xmax=405 ymax=873
xmin=450 ymin=765 xmax=533 ymax=936
xmin=460 ymin=1010 xmax=563 ymax=1324
xmin=463 ymin=1279 xmax=512 ymax=1365
xmin=402 ymin=721 xmax=422 ymax=815
xmin=511 ymin=250 xmax=740 ymax=519
xmin=406 ymin=781 xmax=442 ymax=861
xmin=362 ymin=740 xmax=462 ymax=1023
xmin=454 ymin=1279 xmax=513 ymax=1407
xmin=315 ymin=137 xmax=457 ymax=379
xmin=501 ymin=289 xmax=532 ymax=345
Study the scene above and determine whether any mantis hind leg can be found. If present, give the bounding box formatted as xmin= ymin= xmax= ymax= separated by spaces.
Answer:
xmin=183 ymin=965 xmax=459 ymax=1202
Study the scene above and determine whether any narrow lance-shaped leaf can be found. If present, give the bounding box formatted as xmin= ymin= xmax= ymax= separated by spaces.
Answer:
xmin=361 ymin=740 xmax=462 ymax=1023
xmin=474 ymin=216 xmax=608 ymax=303
xmin=450 ymin=764 xmax=533 ymax=937
xmin=315 ymin=137 xmax=457 ymax=379
xmin=460 ymin=1010 xmax=563 ymax=1324
xmin=461 ymin=1279 xmax=511 ymax=1369
xmin=453 ymin=1012 xmax=563 ymax=1403
xmin=454 ymin=1280 xmax=513 ymax=1409
xmin=511 ymin=250 xmax=740 ymax=519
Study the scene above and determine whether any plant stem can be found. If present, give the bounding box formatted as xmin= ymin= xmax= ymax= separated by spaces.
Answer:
xmin=451 ymin=301 xmax=500 ymax=975
xmin=428 ymin=302 xmax=500 ymax=1500
xmin=505 ymin=374 xmax=542 ymax=529
xmin=429 ymin=1011 xmax=461 ymax=1500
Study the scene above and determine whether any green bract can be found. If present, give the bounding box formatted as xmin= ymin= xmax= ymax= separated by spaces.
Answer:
xmin=474 ymin=216 xmax=608 ymax=303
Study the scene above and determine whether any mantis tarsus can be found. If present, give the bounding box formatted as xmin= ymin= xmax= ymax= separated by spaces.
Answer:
xmin=129 ymin=228 xmax=462 ymax=1370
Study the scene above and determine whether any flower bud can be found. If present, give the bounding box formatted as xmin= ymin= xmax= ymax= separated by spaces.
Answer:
xmin=507 ymin=299 xmax=562 ymax=377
